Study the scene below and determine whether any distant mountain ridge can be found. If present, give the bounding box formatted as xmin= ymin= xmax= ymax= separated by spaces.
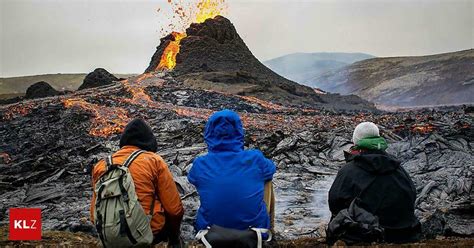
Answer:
xmin=308 ymin=49 xmax=474 ymax=107
xmin=263 ymin=52 xmax=375 ymax=83
xmin=0 ymin=73 xmax=136 ymax=95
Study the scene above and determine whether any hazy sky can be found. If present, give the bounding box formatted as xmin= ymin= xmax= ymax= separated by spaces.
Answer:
xmin=1 ymin=0 xmax=472 ymax=77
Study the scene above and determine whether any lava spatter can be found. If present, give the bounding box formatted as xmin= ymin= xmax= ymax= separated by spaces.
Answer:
xmin=156 ymin=0 xmax=227 ymax=71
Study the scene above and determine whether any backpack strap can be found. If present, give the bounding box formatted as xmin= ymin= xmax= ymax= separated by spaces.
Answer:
xmin=96 ymin=213 xmax=106 ymax=248
xmin=119 ymin=209 xmax=138 ymax=244
xmin=195 ymin=227 xmax=271 ymax=248
xmin=96 ymin=157 xmax=110 ymax=205
xmin=105 ymin=155 xmax=113 ymax=171
xmin=195 ymin=228 xmax=211 ymax=248
xmin=250 ymin=228 xmax=272 ymax=248
xmin=122 ymin=149 xmax=144 ymax=168
xmin=103 ymin=149 xmax=143 ymax=171
xmin=117 ymin=150 xmax=144 ymax=206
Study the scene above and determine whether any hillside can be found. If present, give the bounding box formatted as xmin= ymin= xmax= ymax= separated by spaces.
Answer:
xmin=145 ymin=16 xmax=374 ymax=110
xmin=263 ymin=52 xmax=374 ymax=84
xmin=308 ymin=49 xmax=474 ymax=107
xmin=0 ymin=73 xmax=136 ymax=95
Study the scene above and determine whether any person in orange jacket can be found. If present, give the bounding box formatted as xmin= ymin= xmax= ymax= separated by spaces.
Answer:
xmin=90 ymin=119 xmax=184 ymax=246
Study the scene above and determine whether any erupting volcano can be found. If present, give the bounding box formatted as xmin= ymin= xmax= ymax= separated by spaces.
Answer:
xmin=50 ymin=0 xmax=375 ymax=138
xmin=146 ymin=1 xmax=373 ymax=109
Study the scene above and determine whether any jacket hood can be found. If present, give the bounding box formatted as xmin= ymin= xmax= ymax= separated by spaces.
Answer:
xmin=119 ymin=118 xmax=158 ymax=152
xmin=353 ymin=150 xmax=401 ymax=174
xmin=354 ymin=136 xmax=388 ymax=151
xmin=204 ymin=110 xmax=244 ymax=153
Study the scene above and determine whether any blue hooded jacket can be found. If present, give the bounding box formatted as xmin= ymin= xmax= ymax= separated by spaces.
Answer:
xmin=188 ymin=110 xmax=276 ymax=231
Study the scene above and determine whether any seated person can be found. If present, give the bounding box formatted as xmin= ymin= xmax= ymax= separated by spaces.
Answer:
xmin=328 ymin=122 xmax=421 ymax=243
xmin=90 ymin=119 xmax=184 ymax=247
xmin=188 ymin=110 xmax=276 ymax=242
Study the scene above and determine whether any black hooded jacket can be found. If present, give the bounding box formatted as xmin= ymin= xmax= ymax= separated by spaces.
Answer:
xmin=328 ymin=150 xmax=421 ymax=243
xmin=119 ymin=119 xmax=158 ymax=152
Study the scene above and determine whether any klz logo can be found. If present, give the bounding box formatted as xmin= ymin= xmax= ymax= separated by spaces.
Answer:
xmin=9 ymin=208 xmax=42 ymax=240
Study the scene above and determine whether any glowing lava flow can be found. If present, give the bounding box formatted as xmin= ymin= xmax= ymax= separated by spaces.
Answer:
xmin=238 ymin=96 xmax=286 ymax=111
xmin=157 ymin=0 xmax=227 ymax=71
xmin=157 ymin=32 xmax=187 ymax=70
xmin=62 ymin=73 xmax=158 ymax=138
xmin=411 ymin=124 xmax=436 ymax=134
xmin=122 ymin=73 xmax=156 ymax=104
xmin=63 ymin=98 xmax=130 ymax=137
xmin=1 ymin=103 xmax=34 ymax=121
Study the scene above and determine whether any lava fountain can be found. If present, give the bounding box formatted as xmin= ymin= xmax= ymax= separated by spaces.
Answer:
xmin=157 ymin=32 xmax=188 ymax=70
xmin=156 ymin=0 xmax=227 ymax=71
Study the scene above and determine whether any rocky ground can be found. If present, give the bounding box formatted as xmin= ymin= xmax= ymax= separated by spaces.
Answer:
xmin=2 ymin=226 xmax=474 ymax=248
xmin=0 ymin=71 xmax=473 ymax=246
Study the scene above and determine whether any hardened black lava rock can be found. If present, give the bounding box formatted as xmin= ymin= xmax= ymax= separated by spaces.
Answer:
xmin=25 ymin=81 xmax=59 ymax=99
xmin=78 ymin=68 xmax=118 ymax=90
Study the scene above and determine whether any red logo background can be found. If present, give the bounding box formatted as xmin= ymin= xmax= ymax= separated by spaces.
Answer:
xmin=9 ymin=208 xmax=42 ymax=240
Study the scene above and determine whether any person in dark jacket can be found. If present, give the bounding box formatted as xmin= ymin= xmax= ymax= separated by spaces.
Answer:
xmin=188 ymin=110 xmax=276 ymax=232
xmin=328 ymin=122 xmax=421 ymax=243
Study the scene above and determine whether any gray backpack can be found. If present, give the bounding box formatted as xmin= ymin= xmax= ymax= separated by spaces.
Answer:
xmin=326 ymin=177 xmax=384 ymax=245
xmin=94 ymin=150 xmax=154 ymax=247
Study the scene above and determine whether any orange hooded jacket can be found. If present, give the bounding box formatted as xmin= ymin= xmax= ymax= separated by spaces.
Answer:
xmin=90 ymin=145 xmax=184 ymax=235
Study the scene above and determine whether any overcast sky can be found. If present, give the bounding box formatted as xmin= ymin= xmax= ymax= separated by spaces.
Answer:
xmin=1 ymin=0 xmax=472 ymax=77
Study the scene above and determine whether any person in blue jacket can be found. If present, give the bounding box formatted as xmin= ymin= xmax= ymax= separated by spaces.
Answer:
xmin=188 ymin=109 xmax=276 ymax=232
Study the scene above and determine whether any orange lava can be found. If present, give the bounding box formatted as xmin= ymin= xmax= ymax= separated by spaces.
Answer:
xmin=0 ymin=152 xmax=11 ymax=164
xmin=157 ymin=32 xmax=187 ymax=70
xmin=2 ymin=104 xmax=34 ymax=121
xmin=63 ymin=98 xmax=130 ymax=137
xmin=122 ymin=73 xmax=156 ymax=104
xmin=174 ymin=107 xmax=212 ymax=119
xmin=157 ymin=0 xmax=227 ymax=71
xmin=239 ymin=96 xmax=286 ymax=111
xmin=411 ymin=124 xmax=436 ymax=134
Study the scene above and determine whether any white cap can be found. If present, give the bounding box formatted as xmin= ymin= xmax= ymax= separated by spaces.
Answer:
xmin=352 ymin=122 xmax=380 ymax=145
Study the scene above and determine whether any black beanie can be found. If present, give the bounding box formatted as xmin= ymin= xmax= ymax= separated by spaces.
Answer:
xmin=119 ymin=119 xmax=158 ymax=152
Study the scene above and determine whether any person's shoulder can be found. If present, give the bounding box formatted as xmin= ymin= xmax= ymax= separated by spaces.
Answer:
xmin=139 ymin=151 xmax=166 ymax=167
xmin=92 ymin=158 xmax=106 ymax=178
xmin=142 ymin=150 xmax=161 ymax=159
xmin=244 ymin=149 xmax=266 ymax=158
xmin=94 ymin=157 xmax=106 ymax=168
xmin=188 ymin=153 xmax=209 ymax=178
xmin=242 ymin=149 xmax=272 ymax=166
xmin=338 ymin=160 xmax=358 ymax=174
xmin=191 ymin=153 xmax=208 ymax=166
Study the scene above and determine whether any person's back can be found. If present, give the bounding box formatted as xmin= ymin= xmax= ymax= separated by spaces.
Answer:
xmin=188 ymin=110 xmax=276 ymax=231
xmin=328 ymin=122 xmax=421 ymax=243
xmin=90 ymin=119 xmax=184 ymax=246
